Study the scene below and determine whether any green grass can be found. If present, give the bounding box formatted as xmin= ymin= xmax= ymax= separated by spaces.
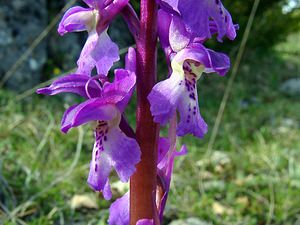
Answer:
xmin=1 ymin=36 xmax=300 ymax=224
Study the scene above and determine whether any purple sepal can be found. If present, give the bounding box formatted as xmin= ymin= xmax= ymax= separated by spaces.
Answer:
xmin=58 ymin=6 xmax=95 ymax=35
xmin=125 ymin=47 xmax=137 ymax=73
xmin=159 ymin=0 xmax=237 ymax=42
xmin=181 ymin=0 xmax=237 ymax=41
xmin=36 ymin=74 xmax=101 ymax=98
xmin=169 ymin=15 xmax=190 ymax=52
xmin=158 ymin=10 xmax=172 ymax=50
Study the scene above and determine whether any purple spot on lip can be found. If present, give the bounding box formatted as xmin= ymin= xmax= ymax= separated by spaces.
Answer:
xmin=189 ymin=93 xmax=196 ymax=100
xmin=95 ymin=164 xmax=98 ymax=172
xmin=104 ymin=136 xmax=107 ymax=141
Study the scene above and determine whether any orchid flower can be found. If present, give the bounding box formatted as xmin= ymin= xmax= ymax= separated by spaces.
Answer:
xmin=37 ymin=48 xmax=140 ymax=199
xmin=58 ymin=0 xmax=129 ymax=75
xmin=158 ymin=0 xmax=237 ymax=42
xmin=148 ymin=10 xmax=230 ymax=138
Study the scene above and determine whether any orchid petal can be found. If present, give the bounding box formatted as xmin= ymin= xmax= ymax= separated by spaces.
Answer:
xmin=158 ymin=10 xmax=172 ymax=50
xmin=58 ymin=6 xmax=95 ymax=35
xmin=125 ymin=47 xmax=137 ymax=73
xmin=105 ymin=69 xmax=136 ymax=112
xmin=169 ymin=15 xmax=190 ymax=52
xmin=173 ymin=43 xmax=230 ymax=76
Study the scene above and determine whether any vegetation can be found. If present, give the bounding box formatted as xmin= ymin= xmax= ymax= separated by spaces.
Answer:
xmin=1 ymin=30 xmax=300 ymax=224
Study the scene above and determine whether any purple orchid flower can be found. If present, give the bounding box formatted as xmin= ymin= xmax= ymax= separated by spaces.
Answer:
xmin=147 ymin=10 xmax=230 ymax=138
xmin=37 ymin=48 xmax=140 ymax=200
xmin=58 ymin=0 xmax=129 ymax=75
xmin=108 ymin=138 xmax=187 ymax=225
xmin=158 ymin=0 xmax=237 ymax=42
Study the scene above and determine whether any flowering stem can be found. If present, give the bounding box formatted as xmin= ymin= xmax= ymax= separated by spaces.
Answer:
xmin=130 ymin=0 xmax=159 ymax=223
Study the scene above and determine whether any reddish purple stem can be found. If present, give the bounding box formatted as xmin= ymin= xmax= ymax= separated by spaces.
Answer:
xmin=130 ymin=0 xmax=159 ymax=223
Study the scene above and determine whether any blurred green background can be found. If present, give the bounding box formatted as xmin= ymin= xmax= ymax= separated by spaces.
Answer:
xmin=1 ymin=0 xmax=300 ymax=224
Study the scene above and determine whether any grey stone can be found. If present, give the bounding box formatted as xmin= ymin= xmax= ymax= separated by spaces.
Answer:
xmin=48 ymin=32 xmax=83 ymax=71
xmin=280 ymin=78 xmax=300 ymax=97
xmin=169 ymin=218 xmax=212 ymax=225
xmin=0 ymin=0 xmax=48 ymax=92
xmin=0 ymin=30 xmax=13 ymax=45
xmin=47 ymin=0 xmax=84 ymax=72
xmin=0 ymin=0 xmax=135 ymax=92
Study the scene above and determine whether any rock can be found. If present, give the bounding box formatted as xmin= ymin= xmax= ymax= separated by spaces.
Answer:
xmin=280 ymin=78 xmax=300 ymax=97
xmin=48 ymin=32 xmax=83 ymax=72
xmin=111 ymin=180 xmax=129 ymax=195
xmin=0 ymin=0 xmax=135 ymax=92
xmin=277 ymin=118 xmax=299 ymax=133
xmin=236 ymin=196 xmax=249 ymax=207
xmin=0 ymin=0 xmax=48 ymax=92
xmin=212 ymin=202 xmax=233 ymax=215
xmin=211 ymin=151 xmax=231 ymax=166
xmin=169 ymin=218 xmax=211 ymax=225
xmin=70 ymin=194 xmax=98 ymax=210
xmin=47 ymin=0 xmax=84 ymax=72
